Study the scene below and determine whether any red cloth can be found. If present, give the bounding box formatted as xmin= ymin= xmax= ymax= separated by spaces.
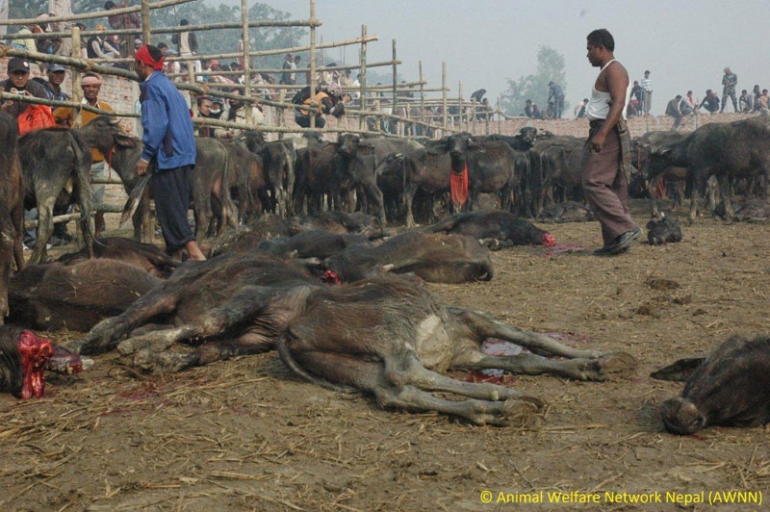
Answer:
xmin=450 ymin=163 xmax=469 ymax=207
xmin=135 ymin=45 xmax=164 ymax=71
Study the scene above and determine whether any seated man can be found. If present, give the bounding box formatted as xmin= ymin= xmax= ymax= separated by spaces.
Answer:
xmin=698 ymin=89 xmax=720 ymax=114
xmin=292 ymin=82 xmax=345 ymax=128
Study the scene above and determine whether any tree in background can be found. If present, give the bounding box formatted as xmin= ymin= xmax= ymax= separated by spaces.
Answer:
xmin=501 ymin=45 xmax=567 ymax=118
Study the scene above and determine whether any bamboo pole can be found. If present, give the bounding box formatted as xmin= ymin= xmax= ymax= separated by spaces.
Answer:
xmin=0 ymin=0 xmax=195 ymax=26
xmin=419 ymin=61 xmax=425 ymax=130
xmin=360 ymin=25 xmax=368 ymax=128
xmin=241 ymin=0 xmax=252 ymax=125
xmin=442 ymin=62 xmax=447 ymax=130
xmin=359 ymin=25 xmax=367 ymax=131
xmin=309 ymin=0 xmax=317 ymax=129
xmin=391 ymin=39 xmax=397 ymax=133
xmin=141 ymin=0 xmax=151 ymax=46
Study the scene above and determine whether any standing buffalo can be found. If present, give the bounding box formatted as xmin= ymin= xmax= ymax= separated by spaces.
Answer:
xmin=646 ymin=114 xmax=770 ymax=222
xmin=0 ymin=111 xmax=24 ymax=323
xmin=20 ymin=127 xmax=95 ymax=265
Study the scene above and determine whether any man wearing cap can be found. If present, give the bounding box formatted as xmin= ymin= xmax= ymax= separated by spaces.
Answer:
xmin=1 ymin=58 xmax=49 ymax=118
xmin=40 ymin=63 xmax=71 ymax=103
xmin=134 ymin=44 xmax=206 ymax=261
xmin=53 ymin=72 xmax=113 ymax=236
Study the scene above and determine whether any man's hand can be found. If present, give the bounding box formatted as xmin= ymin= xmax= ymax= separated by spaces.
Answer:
xmin=590 ymin=131 xmax=607 ymax=153
xmin=135 ymin=159 xmax=150 ymax=176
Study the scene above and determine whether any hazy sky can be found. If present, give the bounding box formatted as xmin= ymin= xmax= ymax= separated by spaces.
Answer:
xmin=222 ymin=0 xmax=770 ymax=116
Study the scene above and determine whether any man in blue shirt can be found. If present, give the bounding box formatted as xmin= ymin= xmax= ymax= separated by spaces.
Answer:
xmin=134 ymin=44 xmax=206 ymax=260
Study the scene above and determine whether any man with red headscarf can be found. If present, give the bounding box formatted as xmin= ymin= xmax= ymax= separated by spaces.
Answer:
xmin=134 ymin=44 xmax=205 ymax=261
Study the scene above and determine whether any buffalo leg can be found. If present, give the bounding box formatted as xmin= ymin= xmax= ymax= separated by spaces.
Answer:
xmin=72 ymin=291 xmax=180 ymax=354
xmin=447 ymin=307 xmax=637 ymax=380
xmin=283 ymin=348 xmax=538 ymax=427
xmin=387 ymin=353 xmax=543 ymax=406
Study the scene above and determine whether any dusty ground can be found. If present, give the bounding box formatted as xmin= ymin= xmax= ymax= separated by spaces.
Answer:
xmin=2 ymin=199 xmax=770 ymax=512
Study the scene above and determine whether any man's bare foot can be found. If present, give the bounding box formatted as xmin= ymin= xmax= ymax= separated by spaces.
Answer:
xmin=186 ymin=241 xmax=207 ymax=261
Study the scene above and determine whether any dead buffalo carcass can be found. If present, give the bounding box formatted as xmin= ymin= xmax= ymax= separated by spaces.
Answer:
xmin=278 ymin=277 xmax=637 ymax=426
xmin=428 ymin=210 xmax=555 ymax=248
xmin=0 ymin=111 xmax=25 ymax=324
xmin=56 ymin=236 xmax=177 ymax=278
xmin=20 ymin=127 xmax=95 ymax=265
xmin=8 ymin=259 xmax=160 ymax=332
xmin=69 ymin=253 xmax=323 ymax=373
xmin=257 ymin=230 xmax=373 ymax=260
xmin=655 ymin=335 xmax=770 ymax=435
xmin=323 ymin=232 xmax=494 ymax=283
xmin=0 ymin=325 xmax=86 ymax=399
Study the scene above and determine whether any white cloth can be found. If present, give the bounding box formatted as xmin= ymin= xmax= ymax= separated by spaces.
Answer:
xmin=585 ymin=59 xmax=629 ymax=121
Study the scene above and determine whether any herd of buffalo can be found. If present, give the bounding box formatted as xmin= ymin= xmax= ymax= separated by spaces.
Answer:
xmin=1 ymin=109 xmax=770 ymax=434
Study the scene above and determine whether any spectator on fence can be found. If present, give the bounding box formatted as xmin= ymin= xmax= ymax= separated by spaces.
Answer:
xmin=665 ymin=94 xmax=684 ymax=130
xmin=294 ymin=55 xmax=307 ymax=84
xmin=698 ymin=89 xmax=720 ymax=114
xmin=574 ymin=98 xmax=588 ymax=118
xmin=227 ymin=89 xmax=266 ymax=131
xmin=640 ymin=70 xmax=653 ymax=115
xmin=52 ymin=72 xmax=113 ymax=236
xmin=628 ymin=80 xmax=643 ymax=116
xmin=739 ymin=89 xmax=752 ymax=113
xmin=752 ymin=85 xmax=762 ymax=112
xmin=86 ymin=25 xmax=121 ymax=63
xmin=1 ymin=58 xmax=49 ymax=119
xmin=13 ymin=23 xmax=38 ymax=52
xmin=38 ymin=63 xmax=70 ymax=104
xmin=32 ymin=13 xmax=61 ymax=55
xmin=204 ymin=60 xmax=233 ymax=85
xmin=0 ymin=0 xmax=7 ymax=45
xmin=547 ymin=81 xmax=565 ymax=118
xmin=280 ymin=53 xmax=294 ymax=85
xmin=682 ymin=90 xmax=696 ymax=115
xmin=157 ymin=42 xmax=180 ymax=76
xmin=720 ymin=67 xmax=738 ymax=113
xmin=172 ymin=19 xmax=202 ymax=82
xmin=759 ymin=89 xmax=770 ymax=113
xmin=524 ymin=99 xmax=542 ymax=119
xmin=292 ymin=82 xmax=345 ymax=128
xmin=47 ymin=0 xmax=73 ymax=57
xmin=196 ymin=95 xmax=230 ymax=139
xmin=104 ymin=0 xmax=140 ymax=56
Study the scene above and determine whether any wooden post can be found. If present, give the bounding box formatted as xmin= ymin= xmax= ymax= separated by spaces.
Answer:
xmin=241 ymin=0 xmax=252 ymax=125
xmin=419 ymin=61 xmax=424 ymax=134
xmin=442 ymin=61 xmax=447 ymax=131
xmin=359 ymin=25 xmax=367 ymax=131
xmin=391 ymin=39 xmax=397 ymax=135
xmin=141 ymin=0 xmax=150 ymax=45
xmin=458 ymin=81 xmax=463 ymax=131
xmin=71 ymin=24 xmax=83 ymax=127
xmin=496 ymin=96 xmax=502 ymax=134
xmin=309 ymin=0 xmax=317 ymax=129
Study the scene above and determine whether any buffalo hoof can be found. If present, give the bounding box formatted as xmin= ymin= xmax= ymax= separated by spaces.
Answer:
xmin=584 ymin=351 xmax=639 ymax=381
xmin=500 ymin=398 xmax=543 ymax=428
xmin=130 ymin=348 xmax=197 ymax=373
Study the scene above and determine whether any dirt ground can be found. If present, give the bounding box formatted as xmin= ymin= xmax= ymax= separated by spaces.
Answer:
xmin=2 ymin=199 xmax=770 ymax=512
